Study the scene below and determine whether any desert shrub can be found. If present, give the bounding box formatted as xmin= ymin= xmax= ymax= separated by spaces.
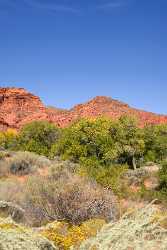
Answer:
xmin=4 ymin=151 xmax=51 ymax=176
xmin=0 ymin=151 xmax=12 ymax=160
xmin=41 ymin=221 xmax=70 ymax=249
xmin=0 ymin=152 xmax=5 ymax=160
xmin=23 ymin=169 xmax=118 ymax=226
xmin=123 ymin=167 xmax=148 ymax=186
xmin=79 ymin=202 xmax=167 ymax=250
xmin=0 ymin=132 xmax=4 ymax=149
xmin=0 ymin=160 xmax=10 ymax=178
xmin=0 ymin=129 xmax=18 ymax=150
xmin=49 ymin=157 xmax=79 ymax=177
xmin=18 ymin=121 xmax=61 ymax=157
xmin=0 ymin=217 xmax=22 ymax=231
xmin=78 ymin=164 xmax=128 ymax=197
xmin=0 ymin=201 xmax=25 ymax=223
xmin=0 ymin=217 xmax=57 ymax=250
xmin=159 ymin=161 xmax=167 ymax=195
xmin=41 ymin=219 xmax=105 ymax=250
xmin=0 ymin=179 xmax=23 ymax=203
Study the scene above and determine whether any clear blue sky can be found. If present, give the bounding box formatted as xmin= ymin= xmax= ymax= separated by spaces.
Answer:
xmin=0 ymin=0 xmax=166 ymax=114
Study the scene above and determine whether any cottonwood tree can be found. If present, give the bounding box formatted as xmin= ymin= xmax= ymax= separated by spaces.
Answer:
xmin=109 ymin=116 xmax=145 ymax=170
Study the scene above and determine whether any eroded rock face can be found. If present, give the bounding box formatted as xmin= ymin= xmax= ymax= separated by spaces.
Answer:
xmin=0 ymin=87 xmax=167 ymax=130
xmin=0 ymin=88 xmax=47 ymax=130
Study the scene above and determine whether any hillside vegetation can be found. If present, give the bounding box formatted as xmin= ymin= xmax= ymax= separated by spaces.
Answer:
xmin=0 ymin=116 xmax=167 ymax=249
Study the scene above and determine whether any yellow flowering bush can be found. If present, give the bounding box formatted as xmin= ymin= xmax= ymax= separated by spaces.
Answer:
xmin=0 ymin=129 xmax=18 ymax=150
xmin=42 ymin=219 xmax=106 ymax=250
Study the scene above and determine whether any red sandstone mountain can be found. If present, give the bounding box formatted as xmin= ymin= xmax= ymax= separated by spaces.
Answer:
xmin=0 ymin=87 xmax=166 ymax=130
xmin=70 ymin=96 xmax=167 ymax=126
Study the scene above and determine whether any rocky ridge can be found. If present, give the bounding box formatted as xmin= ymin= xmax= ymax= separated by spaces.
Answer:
xmin=0 ymin=87 xmax=166 ymax=130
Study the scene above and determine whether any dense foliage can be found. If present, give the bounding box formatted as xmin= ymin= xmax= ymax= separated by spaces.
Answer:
xmin=51 ymin=116 xmax=146 ymax=169
xmin=51 ymin=118 xmax=117 ymax=166
xmin=0 ymin=117 xmax=166 ymax=168
xmin=17 ymin=121 xmax=60 ymax=157
xmin=144 ymin=124 xmax=167 ymax=162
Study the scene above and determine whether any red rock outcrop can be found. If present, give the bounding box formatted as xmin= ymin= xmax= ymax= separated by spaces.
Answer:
xmin=69 ymin=96 xmax=167 ymax=127
xmin=0 ymin=87 xmax=166 ymax=130
xmin=0 ymin=88 xmax=47 ymax=130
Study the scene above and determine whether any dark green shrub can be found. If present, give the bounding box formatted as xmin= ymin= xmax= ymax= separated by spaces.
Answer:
xmin=144 ymin=150 xmax=156 ymax=163
xmin=144 ymin=124 xmax=167 ymax=163
xmin=18 ymin=121 xmax=61 ymax=157
xmin=159 ymin=161 xmax=167 ymax=194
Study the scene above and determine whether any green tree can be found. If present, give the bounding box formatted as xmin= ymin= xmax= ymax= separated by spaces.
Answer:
xmin=159 ymin=161 xmax=167 ymax=195
xmin=51 ymin=116 xmax=146 ymax=169
xmin=109 ymin=116 xmax=145 ymax=169
xmin=51 ymin=118 xmax=118 ymax=166
xmin=144 ymin=124 xmax=167 ymax=162
xmin=18 ymin=121 xmax=60 ymax=157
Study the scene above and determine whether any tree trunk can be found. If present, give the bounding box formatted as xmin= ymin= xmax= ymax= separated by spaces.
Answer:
xmin=132 ymin=155 xmax=137 ymax=170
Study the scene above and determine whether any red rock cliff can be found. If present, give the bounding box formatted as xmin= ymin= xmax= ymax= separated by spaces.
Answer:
xmin=0 ymin=88 xmax=47 ymax=130
xmin=0 ymin=87 xmax=166 ymax=130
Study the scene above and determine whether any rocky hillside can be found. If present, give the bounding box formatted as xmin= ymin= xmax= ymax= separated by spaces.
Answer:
xmin=0 ymin=88 xmax=65 ymax=130
xmin=70 ymin=96 xmax=167 ymax=127
xmin=0 ymin=87 xmax=166 ymax=130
